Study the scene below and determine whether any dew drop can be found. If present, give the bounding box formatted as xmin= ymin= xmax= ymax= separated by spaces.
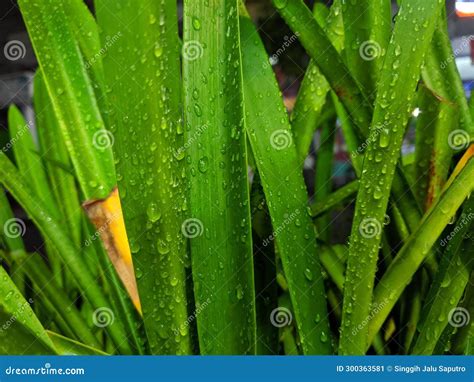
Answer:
xmin=147 ymin=202 xmax=162 ymax=223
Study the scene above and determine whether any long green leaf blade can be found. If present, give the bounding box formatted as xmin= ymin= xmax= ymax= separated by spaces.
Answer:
xmin=240 ymin=7 xmax=332 ymax=354
xmin=8 ymin=105 xmax=65 ymax=285
xmin=18 ymin=0 xmax=115 ymax=200
xmin=250 ymin=176 xmax=278 ymax=355
xmin=34 ymin=71 xmax=82 ymax=248
xmin=291 ymin=0 xmax=343 ymax=161
xmin=8 ymin=106 xmax=56 ymax=214
xmin=183 ymin=0 xmax=256 ymax=354
xmin=339 ymin=0 xmax=443 ymax=354
xmin=450 ymin=272 xmax=474 ymax=355
xmin=368 ymin=152 xmax=474 ymax=347
xmin=411 ymin=199 xmax=473 ymax=354
xmin=427 ymin=12 xmax=474 ymax=136
xmin=95 ymin=0 xmax=191 ymax=355
xmin=415 ymin=87 xmax=457 ymax=209
xmin=342 ymin=0 xmax=391 ymax=99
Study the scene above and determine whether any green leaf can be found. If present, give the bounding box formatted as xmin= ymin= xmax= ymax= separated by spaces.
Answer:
xmin=8 ymin=105 xmax=57 ymax=215
xmin=310 ymin=180 xmax=359 ymax=219
xmin=273 ymin=1 xmax=425 ymax=247
xmin=411 ymin=199 xmax=473 ymax=354
xmin=414 ymin=87 xmax=457 ymax=209
xmin=62 ymin=0 xmax=104 ymax=80
xmin=34 ymin=71 xmax=82 ymax=248
xmin=273 ymin=0 xmax=372 ymax=132
xmin=8 ymin=104 xmax=64 ymax=285
xmin=470 ymin=92 xmax=474 ymax=119
xmin=368 ymin=153 xmax=474 ymax=347
xmin=415 ymin=7 xmax=471 ymax=209
xmin=339 ymin=0 xmax=444 ymax=354
xmin=342 ymin=0 xmax=391 ymax=100
xmin=183 ymin=0 xmax=256 ymax=354
xmin=449 ymin=271 xmax=474 ymax=355
xmin=47 ymin=331 xmax=108 ymax=356
xmin=424 ymin=11 xmax=474 ymax=137
xmin=0 ymin=189 xmax=27 ymax=295
xmin=250 ymin=176 xmax=278 ymax=355
xmin=18 ymin=0 xmax=115 ymax=200
xmin=19 ymin=253 xmax=101 ymax=349
xmin=0 ymin=153 xmax=132 ymax=354
xmin=95 ymin=0 xmax=191 ymax=354
xmin=240 ymin=6 xmax=332 ymax=354
xmin=314 ymin=118 xmax=336 ymax=242
xmin=0 ymin=265 xmax=56 ymax=354
xmin=319 ymin=246 xmax=346 ymax=292
xmin=63 ymin=0 xmax=110 ymax=129
xmin=273 ymin=2 xmax=428 ymax=272
xmin=0 ymin=189 xmax=25 ymax=254
xmin=0 ymin=188 xmax=98 ymax=348
xmin=291 ymin=0 xmax=343 ymax=161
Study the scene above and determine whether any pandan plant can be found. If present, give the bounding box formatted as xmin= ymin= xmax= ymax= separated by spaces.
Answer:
xmin=0 ymin=0 xmax=472 ymax=356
